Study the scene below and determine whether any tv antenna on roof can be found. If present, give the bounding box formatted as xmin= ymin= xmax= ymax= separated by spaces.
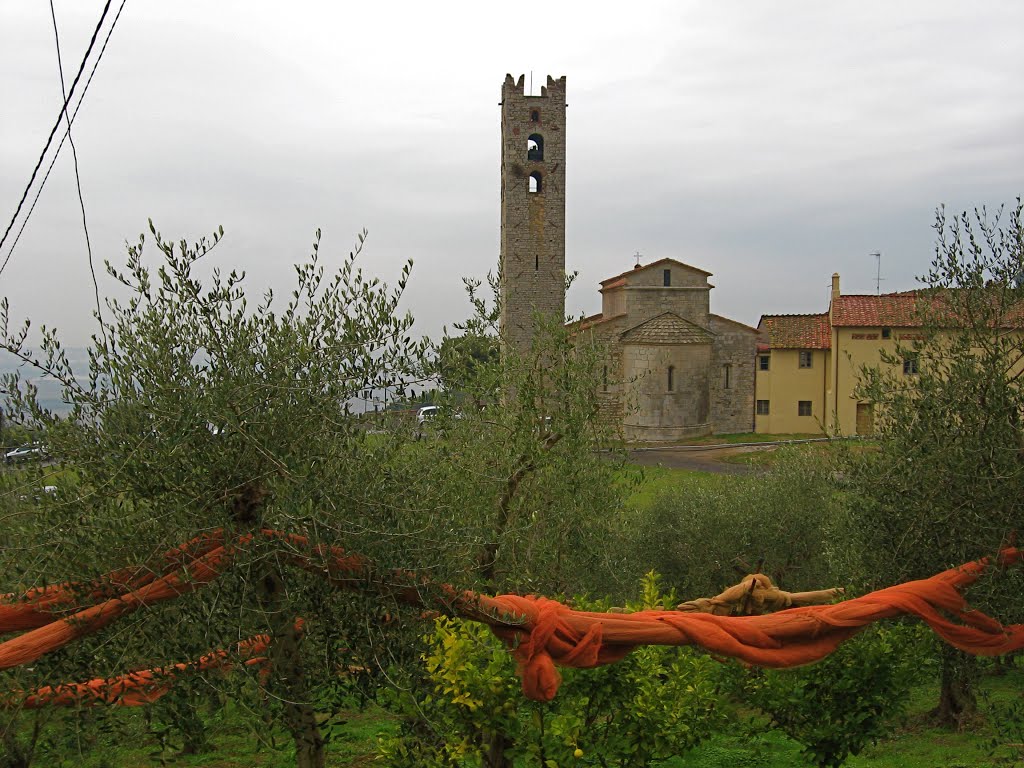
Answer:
xmin=870 ymin=251 xmax=884 ymax=294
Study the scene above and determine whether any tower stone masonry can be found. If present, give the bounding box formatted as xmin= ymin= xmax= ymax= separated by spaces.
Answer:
xmin=498 ymin=74 xmax=567 ymax=353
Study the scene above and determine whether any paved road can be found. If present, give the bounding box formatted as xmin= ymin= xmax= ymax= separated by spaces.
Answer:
xmin=626 ymin=444 xmax=772 ymax=475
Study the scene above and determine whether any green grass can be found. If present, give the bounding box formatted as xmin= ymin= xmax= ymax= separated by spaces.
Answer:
xmin=618 ymin=430 xmax=819 ymax=448
xmin=637 ymin=432 xmax=824 ymax=447
xmin=717 ymin=443 xmax=826 ymax=468
xmin=11 ymin=669 xmax=1021 ymax=767
xmin=717 ymin=438 xmax=877 ymax=468
xmin=9 ymin=703 xmax=398 ymax=768
xmin=622 ymin=463 xmax=736 ymax=509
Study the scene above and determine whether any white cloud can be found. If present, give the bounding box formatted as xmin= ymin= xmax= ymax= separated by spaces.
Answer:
xmin=1 ymin=0 xmax=1021 ymax=345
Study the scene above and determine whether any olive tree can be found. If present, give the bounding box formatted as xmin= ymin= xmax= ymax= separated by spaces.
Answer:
xmin=0 ymin=223 xmax=628 ymax=767
xmin=378 ymin=267 xmax=630 ymax=768
xmin=841 ymin=200 xmax=1024 ymax=726
xmin=0 ymin=223 xmax=445 ymax=767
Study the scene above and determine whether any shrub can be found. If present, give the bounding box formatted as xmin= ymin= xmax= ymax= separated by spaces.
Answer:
xmin=626 ymin=451 xmax=841 ymax=601
xmin=379 ymin=573 xmax=725 ymax=767
xmin=735 ymin=623 xmax=931 ymax=767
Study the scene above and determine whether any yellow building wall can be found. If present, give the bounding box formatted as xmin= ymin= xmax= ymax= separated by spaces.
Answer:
xmin=826 ymin=327 xmax=1024 ymax=435
xmin=828 ymin=327 xmax=921 ymax=435
xmin=754 ymin=349 xmax=830 ymax=434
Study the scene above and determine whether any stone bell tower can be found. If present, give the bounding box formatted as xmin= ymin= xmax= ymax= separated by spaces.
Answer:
xmin=499 ymin=74 xmax=567 ymax=354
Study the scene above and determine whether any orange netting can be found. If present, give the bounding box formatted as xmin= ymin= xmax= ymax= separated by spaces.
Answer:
xmin=10 ymin=632 xmax=272 ymax=708
xmin=0 ymin=543 xmax=231 ymax=671
xmin=2 ymin=530 xmax=1023 ymax=705
xmin=486 ymin=548 xmax=1024 ymax=701
xmin=0 ymin=531 xmax=224 ymax=633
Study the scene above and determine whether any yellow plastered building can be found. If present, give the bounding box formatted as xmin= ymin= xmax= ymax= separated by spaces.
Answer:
xmin=756 ymin=274 xmax=930 ymax=435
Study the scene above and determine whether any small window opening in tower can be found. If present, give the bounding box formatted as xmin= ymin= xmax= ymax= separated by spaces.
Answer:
xmin=667 ymin=365 xmax=675 ymax=392
xmin=528 ymin=172 xmax=542 ymax=194
xmin=723 ymin=363 xmax=732 ymax=389
xmin=535 ymin=254 xmax=539 ymax=271
xmin=663 ymin=269 xmax=671 ymax=287
xmin=530 ymin=109 xmax=540 ymax=122
xmin=527 ymin=134 xmax=544 ymax=161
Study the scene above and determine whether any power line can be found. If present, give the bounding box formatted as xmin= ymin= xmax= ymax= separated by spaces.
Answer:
xmin=0 ymin=0 xmax=112 ymax=261
xmin=49 ymin=0 xmax=106 ymax=341
xmin=0 ymin=0 xmax=126 ymax=279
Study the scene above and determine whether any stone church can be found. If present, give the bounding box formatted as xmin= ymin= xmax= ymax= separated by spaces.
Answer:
xmin=498 ymin=74 xmax=757 ymax=441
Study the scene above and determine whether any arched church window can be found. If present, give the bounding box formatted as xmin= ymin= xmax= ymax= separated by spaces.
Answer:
xmin=667 ymin=365 xmax=675 ymax=392
xmin=529 ymin=172 xmax=542 ymax=194
xmin=527 ymin=134 xmax=544 ymax=161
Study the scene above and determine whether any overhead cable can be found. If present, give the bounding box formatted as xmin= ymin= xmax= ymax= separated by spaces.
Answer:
xmin=48 ymin=0 xmax=107 ymax=340
xmin=0 ymin=0 xmax=113 ymax=263
xmin=0 ymin=0 xmax=128 ymax=280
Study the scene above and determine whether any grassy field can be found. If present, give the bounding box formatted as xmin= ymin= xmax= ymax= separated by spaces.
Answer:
xmin=14 ymin=665 xmax=1022 ymax=767
xmin=6 ymin=704 xmax=398 ymax=768
xmin=670 ymin=432 xmax=824 ymax=446
xmin=715 ymin=437 xmax=877 ymax=468
xmin=717 ymin=441 xmax=835 ymax=468
xmin=621 ymin=462 xmax=737 ymax=508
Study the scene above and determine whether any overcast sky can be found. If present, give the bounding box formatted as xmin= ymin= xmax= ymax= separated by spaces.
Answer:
xmin=1 ymin=1 xmax=1022 ymax=348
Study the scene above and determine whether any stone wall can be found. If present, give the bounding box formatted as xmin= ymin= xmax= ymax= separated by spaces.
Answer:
xmin=601 ymin=285 xmax=625 ymax=317
xmin=577 ymin=318 xmax=626 ymax=433
xmin=708 ymin=315 xmax=757 ymax=433
xmin=624 ymin=286 xmax=710 ymax=329
xmin=622 ymin=342 xmax=712 ymax=441
xmin=628 ymin=262 xmax=710 ymax=288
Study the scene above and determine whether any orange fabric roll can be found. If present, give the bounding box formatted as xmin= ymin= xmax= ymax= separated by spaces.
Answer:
xmin=0 ymin=544 xmax=232 ymax=671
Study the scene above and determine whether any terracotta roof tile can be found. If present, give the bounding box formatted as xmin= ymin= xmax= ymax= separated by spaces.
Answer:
xmin=833 ymin=290 xmax=1024 ymax=329
xmin=759 ymin=314 xmax=831 ymax=349
xmin=567 ymin=312 xmax=626 ymax=332
xmin=600 ymin=277 xmax=627 ymax=291
xmin=762 ymin=288 xmax=1024 ymax=349
xmin=831 ymin=293 xmax=925 ymax=327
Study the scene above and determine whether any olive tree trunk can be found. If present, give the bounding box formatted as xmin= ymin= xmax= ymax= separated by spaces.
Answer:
xmin=237 ymin=482 xmax=324 ymax=768
xmin=259 ymin=567 xmax=325 ymax=768
xmin=935 ymin=646 xmax=978 ymax=728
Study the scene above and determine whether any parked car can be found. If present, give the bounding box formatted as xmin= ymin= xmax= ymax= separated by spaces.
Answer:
xmin=4 ymin=443 xmax=46 ymax=464
xmin=416 ymin=405 xmax=440 ymax=425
